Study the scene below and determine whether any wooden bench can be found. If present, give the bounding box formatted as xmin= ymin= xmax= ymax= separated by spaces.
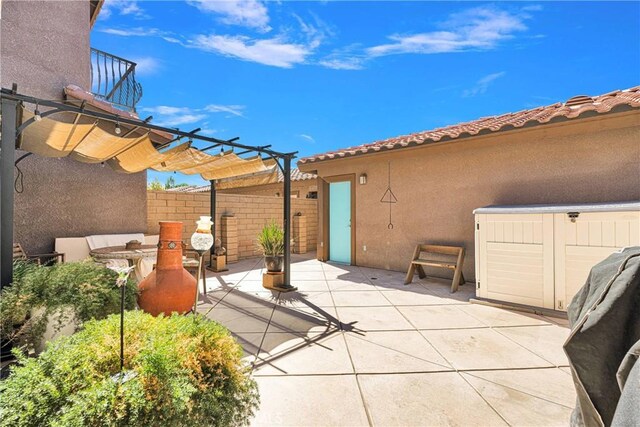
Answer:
xmin=404 ymin=244 xmax=465 ymax=293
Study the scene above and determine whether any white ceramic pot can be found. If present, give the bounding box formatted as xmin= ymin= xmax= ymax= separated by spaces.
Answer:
xmin=32 ymin=306 xmax=79 ymax=354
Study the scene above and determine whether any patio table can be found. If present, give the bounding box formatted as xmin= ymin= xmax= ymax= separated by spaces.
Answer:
xmin=90 ymin=245 xmax=157 ymax=282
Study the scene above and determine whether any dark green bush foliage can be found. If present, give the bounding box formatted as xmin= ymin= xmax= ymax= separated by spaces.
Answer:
xmin=0 ymin=260 xmax=137 ymax=351
xmin=0 ymin=311 xmax=259 ymax=427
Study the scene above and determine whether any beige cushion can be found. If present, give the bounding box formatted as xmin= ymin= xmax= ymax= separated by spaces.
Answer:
xmin=55 ymin=237 xmax=90 ymax=262
xmin=143 ymin=234 xmax=159 ymax=245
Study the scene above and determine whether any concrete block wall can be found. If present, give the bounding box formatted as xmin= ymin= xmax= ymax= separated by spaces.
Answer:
xmin=147 ymin=191 xmax=317 ymax=261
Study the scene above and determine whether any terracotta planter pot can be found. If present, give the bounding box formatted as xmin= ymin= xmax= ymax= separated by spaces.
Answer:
xmin=138 ymin=222 xmax=196 ymax=316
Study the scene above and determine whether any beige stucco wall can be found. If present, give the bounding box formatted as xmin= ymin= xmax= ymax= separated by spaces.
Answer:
xmin=1 ymin=0 xmax=148 ymax=254
xmin=147 ymin=191 xmax=318 ymax=260
xmin=301 ymin=111 xmax=640 ymax=280
xmin=219 ymin=179 xmax=318 ymax=198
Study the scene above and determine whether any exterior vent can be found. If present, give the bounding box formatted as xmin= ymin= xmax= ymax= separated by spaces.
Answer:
xmin=565 ymin=95 xmax=594 ymax=107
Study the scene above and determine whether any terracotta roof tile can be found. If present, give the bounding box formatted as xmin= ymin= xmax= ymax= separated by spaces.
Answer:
xmin=299 ymin=86 xmax=640 ymax=165
xmin=64 ymin=84 xmax=173 ymax=143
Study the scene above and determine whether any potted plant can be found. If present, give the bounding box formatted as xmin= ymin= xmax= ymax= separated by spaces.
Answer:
xmin=257 ymin=220 xmax=285 ymax=273
xmin=0 ymin=312 xmax=259 ymax=427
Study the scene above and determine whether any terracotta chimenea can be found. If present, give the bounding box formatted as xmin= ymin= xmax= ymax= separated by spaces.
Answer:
xmin=138 ymin=221 xmax=197 ymax=316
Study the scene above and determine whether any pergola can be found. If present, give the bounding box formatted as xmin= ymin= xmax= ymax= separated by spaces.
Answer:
xmin=0 ymin=87 xmax=297 ymax=289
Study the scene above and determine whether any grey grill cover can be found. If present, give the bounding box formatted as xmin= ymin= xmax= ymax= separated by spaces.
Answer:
xmin=565 ymin=247 xmax=640 ymax=426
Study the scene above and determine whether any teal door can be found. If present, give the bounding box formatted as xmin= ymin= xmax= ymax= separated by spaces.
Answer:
xmin=329 ymin=181 xmax=351 ymax=264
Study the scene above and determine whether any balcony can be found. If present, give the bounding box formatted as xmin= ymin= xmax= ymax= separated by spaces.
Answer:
xmin=90 ymin=48 xmax=143 ymax=112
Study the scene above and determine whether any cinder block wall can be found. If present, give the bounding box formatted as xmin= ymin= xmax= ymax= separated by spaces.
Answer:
xmin=147 ymin=191 xmax=317 ymax=261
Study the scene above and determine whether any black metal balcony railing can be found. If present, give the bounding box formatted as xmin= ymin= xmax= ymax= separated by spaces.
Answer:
xmin=90 ymin=48 xmax=143 ymax=112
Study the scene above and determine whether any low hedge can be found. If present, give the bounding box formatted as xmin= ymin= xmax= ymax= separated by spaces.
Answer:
xmin=0 ymin=311 xmax=259 ymax=426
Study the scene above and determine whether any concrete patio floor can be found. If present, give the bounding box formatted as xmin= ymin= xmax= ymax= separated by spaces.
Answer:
xmin=197 ymin=253 xmax=576 ymax=427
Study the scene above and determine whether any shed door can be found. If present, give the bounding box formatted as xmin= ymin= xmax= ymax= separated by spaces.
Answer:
xmin=478 ymin=213 xmax=555 ymax=309
xmin=554 ymin=211 xmax=640 ymax=311
xmin=329 ymin=181 xmax=352 ymax=264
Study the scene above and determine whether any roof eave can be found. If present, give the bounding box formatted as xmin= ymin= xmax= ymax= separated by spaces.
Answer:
xmin=298 ymin=105 xmax=640 ymax=168
xmin=89 ymin=0 xmax=105 ymax=28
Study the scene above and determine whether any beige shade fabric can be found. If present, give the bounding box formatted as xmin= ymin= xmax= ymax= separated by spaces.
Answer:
xmin=200 ymin=155 xmax=271 ymax=180
xmin=20 ymin=110 xmax=100 ymax=158
xmin=21 ymin=110 xmax=157 ymax=164
xmin=151 ymin=147 xmax=273 ymax=180
xmin=108 ymin=141 xmax=191 ymax=173
xmin=152 ymin=147 xmax=232 ymax=172
xmin=18 ymin=107 xmax=275 ymax=180
xmin=215 ymin=161 xmax=280 ymax=189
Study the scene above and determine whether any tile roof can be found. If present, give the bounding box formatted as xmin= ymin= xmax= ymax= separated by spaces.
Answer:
xmin=166 ymin=168 xmax=316 ymax=193
xmin=166 ymin=185 xmax=211 ymax=193
xmin=278 ymin=168 xmax=317 ymax=182
xmin=299 ymin=86 xmax=640 ymax=165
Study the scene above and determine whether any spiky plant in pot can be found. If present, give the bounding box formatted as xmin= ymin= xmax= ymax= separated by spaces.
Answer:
xmin=256 ymin=221 xmax=285 ymax=272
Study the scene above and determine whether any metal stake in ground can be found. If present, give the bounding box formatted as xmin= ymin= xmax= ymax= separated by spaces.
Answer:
xmin=109 ymin=265 xmax=134 ymax=372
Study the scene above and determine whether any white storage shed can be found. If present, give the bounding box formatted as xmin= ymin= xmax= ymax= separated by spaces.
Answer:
xmin=474 ymin=201 xmax=640 ymax=311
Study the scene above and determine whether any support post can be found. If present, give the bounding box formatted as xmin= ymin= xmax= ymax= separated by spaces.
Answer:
xmin=209 ymin=180 xmax=216 ymax=268
xmin=283 ymin=156 xmax=291 ymax=287
xmin=0 ymin=97 xmax=17 ymax=289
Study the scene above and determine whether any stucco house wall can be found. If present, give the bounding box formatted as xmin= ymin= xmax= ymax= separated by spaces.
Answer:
xmin=301 ymin=112 xmax=640 ymax=280
xmin=1 ymin=0 xmax=148 ymax=254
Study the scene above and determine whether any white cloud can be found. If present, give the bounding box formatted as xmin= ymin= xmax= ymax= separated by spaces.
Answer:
xmin=141 ymin=104 xmax=246 ymax=128
xmin=142 ymin=106 xmax=191 ymax=115
xmin=141 ymin=106 xmax=206 ymax=127
xmin=368 ymin=7 xmax=528 ymax=57
xmin=298 ymin=134 xmax=315 ymax=144
xmin=205 ymin=104 xmax=246 ymax=117
xmin=160 ymin=114 xmax=208 ymax=127
xmin=187 ymin=12 xmax=328 ymax=68
xmin=318 ymin=43 xmax=366 ymax=70
xmin=131 ymin=57 xmax=160 ymax=76
xmin=99 ymin=9 xmax=325 ymax=69
xmin=522 ymin=4 xmax=544 ymax=12
xmin=462 ymin=71 xmax=506 ymax=97
xmin=189 ymin=34 xmax=311 ymax=68
xmin=320 ymin=5 xmax=535 ymax=70
xmin=100 ymin=0 xmax=149 ymax=20
xmin=318 ymin=57 xmax=365 ymax=70
xmin=188 ymin=0 xmax=271 ymax=32
xmin=292 ymin=12 xmax=332 ymax=49
xmin=99 ymin=27 xmax=162 ymax=37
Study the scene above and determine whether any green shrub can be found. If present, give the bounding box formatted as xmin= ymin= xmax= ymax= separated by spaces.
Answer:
xmin=256 ymin=220 xmax=285 ymax=256
xmin=0 ymin=311 xmax=259 ymax=427
xmin=0 ymin=260 xmax=137 ymax=352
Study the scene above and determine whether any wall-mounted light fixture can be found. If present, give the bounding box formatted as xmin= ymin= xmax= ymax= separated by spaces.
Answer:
xmin=359 ymin=173 xmax=367 ymax=185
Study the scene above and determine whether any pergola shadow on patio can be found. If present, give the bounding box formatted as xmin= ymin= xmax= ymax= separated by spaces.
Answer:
xmin=198 ymin=253 xmax=576 ymax=427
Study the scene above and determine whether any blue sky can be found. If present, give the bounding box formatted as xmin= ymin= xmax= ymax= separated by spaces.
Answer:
xmin=92 ymin=1 xmax=640 ymax=186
